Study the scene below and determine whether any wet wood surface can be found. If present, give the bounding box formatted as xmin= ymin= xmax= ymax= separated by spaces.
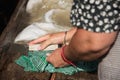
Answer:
xmin=0 ymin=0 xmax=98 ymax=80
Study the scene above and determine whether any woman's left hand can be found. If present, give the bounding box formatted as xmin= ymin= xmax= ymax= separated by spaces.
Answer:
xmin=46 ymin=48 xmax=69 ymax=67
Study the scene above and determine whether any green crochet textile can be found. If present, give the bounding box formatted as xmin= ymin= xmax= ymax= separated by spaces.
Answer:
xmin=15 ymin=50 xmax=100 ymax=75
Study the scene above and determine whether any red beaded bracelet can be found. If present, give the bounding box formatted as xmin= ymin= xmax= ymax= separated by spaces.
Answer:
xmin=61 ymin=46 xmax=77 ymax=67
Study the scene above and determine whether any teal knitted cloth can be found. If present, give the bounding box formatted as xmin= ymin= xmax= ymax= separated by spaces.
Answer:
xmin=15 ymin=50 xmax=100 ymax=75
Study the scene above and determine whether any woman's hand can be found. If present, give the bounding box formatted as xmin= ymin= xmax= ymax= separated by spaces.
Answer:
xmin=46 ymin=48 xmax=69 ymax=67
xmin=29 ymin=27 xmax=77 ymax=50
xmin=29 ymin=32 xmax=66 ymax=50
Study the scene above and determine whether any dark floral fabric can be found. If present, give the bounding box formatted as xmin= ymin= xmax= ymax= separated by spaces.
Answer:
xmin=70 ymin=0 xmax=120 ymax=33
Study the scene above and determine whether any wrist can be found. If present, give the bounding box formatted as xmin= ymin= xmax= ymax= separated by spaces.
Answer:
xmin=67 ymin=27 xmax=77 ymax=40
xmin=63 ymin=28 xmax=77 ymax=45
xmin=61 ymin=46 xmax=76 ymax=67
xmin=63 ymin=31 xmax=68 ymax=45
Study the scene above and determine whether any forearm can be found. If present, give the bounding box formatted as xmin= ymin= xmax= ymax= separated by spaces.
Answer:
xmin=64 ymin=29 xmax=118 ymax=62
xmin=64 ymin=45 xmax=109 ymax=62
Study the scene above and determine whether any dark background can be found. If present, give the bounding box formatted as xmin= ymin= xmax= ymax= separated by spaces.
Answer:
xmin=0 ymin=0 xmax=19 ymax=35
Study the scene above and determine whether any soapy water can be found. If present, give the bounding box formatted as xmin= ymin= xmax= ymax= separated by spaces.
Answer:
xmin=26 ymin=0 xmax=72 ymax=13
xmin=14 ymin=0 xmax=73 ymax=44
xmin=25 ymin=0 xmax=73 ymax=25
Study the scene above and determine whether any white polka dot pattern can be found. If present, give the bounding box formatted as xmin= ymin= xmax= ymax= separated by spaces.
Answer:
xmin=70 ymin=0 xmax=120 ymax=33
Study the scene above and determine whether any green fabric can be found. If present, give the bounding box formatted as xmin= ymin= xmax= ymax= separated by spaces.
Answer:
xmin=15 ymin=50 xmax=100 ymax=75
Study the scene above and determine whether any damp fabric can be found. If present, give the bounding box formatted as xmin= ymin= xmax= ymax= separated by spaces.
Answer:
xmin=15 ymin=50 xmax=100 ymax=75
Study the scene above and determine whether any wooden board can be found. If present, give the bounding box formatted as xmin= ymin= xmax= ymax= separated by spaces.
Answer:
xmin=0 ymin=0 xmax=98 ymax=80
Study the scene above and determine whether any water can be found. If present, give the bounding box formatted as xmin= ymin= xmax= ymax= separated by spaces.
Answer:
xmin=26 ymin=0 xmax=73 ymax=27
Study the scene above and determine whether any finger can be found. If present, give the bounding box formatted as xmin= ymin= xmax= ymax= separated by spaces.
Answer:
xmin=46 ymin=52 xmax=61 ymax=68
xmin=46 ymin=56 xmax=63 ymax=68
xmin=38 ymin=40 xmax=51 ymax=50
xmin=29 ymin=35 xmax=50 ymax=45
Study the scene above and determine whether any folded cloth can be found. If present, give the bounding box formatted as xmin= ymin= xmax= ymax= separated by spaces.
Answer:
xmin=15 ymin=50 xmax=100 ymax=75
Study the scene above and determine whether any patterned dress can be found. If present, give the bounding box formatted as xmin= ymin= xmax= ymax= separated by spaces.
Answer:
xmin=70 ymin=0 xmax=120 ymax=33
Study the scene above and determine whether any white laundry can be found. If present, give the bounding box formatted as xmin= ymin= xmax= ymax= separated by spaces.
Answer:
xmin=14 ymin=22 xmax=68 ymax=43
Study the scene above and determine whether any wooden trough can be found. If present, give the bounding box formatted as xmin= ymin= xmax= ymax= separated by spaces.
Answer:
xmin=0 ymin=0 xmax=98 ymax=80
